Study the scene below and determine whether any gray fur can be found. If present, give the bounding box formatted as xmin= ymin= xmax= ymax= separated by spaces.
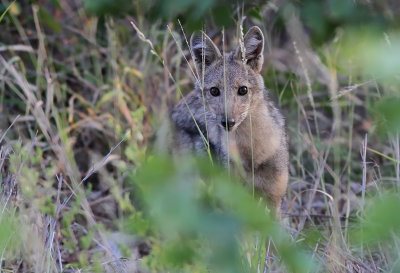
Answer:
xmin=170 ymin=26 xmax=288 ymax=216
xmin=190 ymin=32 xmax=221 ymax=73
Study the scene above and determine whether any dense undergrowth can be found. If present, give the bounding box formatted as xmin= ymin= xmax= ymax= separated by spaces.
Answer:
xmin=1 ymin=0 xmax=400 ymax=272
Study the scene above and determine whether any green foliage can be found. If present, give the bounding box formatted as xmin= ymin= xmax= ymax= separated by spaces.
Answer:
xmin=83 ymin=0 xmax=134 ymax=17
xmin=83 ymin=0 xmax=267 ymax=30
xmin=338 ymin=28 xmax=400 ymax=135
xmin=80 ymin=230 xmax=94 ymax=249
xmin=0 ymin=1 xmax=15 ymax=22
xmin=39 ymin=196 xmax=56 ymax=217
xmin=122 ymin=209 xmax=153 ymax=237
xmin=340 ymin=29 xmax=400 ymax=79
xmin=38 ymin=6 xmax=61 ymax=33
xmin=374 ymin=97 xmax=400 ymax=135
xmin=132 ymin=156 xmax=315 ymax=273
xmin=299 ymin=0 xmax=385 ymax=45
xmin=0 ymin=213 xmax=19 ymax=257
xmin=352 ymin=193 xmax=400 ymax=246
xmin=61 ymin=199 xmax=81 ymax=252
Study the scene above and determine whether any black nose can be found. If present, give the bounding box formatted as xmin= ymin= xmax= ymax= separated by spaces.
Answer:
xmin=221 ymin=118 xmax=235 ymax=131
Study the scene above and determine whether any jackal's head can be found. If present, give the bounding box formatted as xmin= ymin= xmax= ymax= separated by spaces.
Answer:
xmin=190 ymin=26 xmax=265 ymax=132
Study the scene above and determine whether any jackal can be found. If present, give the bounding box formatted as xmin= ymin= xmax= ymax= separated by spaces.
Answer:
xmin=170 ymin=26 xmax=288 ymax=216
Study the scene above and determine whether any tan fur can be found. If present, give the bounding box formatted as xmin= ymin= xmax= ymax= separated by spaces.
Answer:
xmin=169 ymin=26 xmax=289 ymax=216
xmin=234 ymin=104 xmax=281 ymax=166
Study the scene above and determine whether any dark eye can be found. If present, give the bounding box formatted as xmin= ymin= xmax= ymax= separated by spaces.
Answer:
xmin=210 ymin=87 xmax=220 ymax=97
xmin=238 ymin=86 xmax=248 ymax=96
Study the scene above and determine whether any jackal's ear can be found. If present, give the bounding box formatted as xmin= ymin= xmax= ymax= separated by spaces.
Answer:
xmin=235 ymin=26 xmax=264 ymax=73
xmin=190 ymin=32 xmax=221 ymax=71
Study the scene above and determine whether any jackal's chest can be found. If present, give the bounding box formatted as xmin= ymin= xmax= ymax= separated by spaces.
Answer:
xmin=231 ymin=120 xmax=281 ymax=169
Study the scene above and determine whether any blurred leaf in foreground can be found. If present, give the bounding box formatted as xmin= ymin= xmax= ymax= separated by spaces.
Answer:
xmin=341 ymin=29 xmax=400 ymax=81
xmin=0 ymin=212 xmax=19 ymax=258
xmin=132 ymin=156 xmax=315 ymax=273
xmin=373 ymin=96 xmax=400 ymax=135
xmin=352 ymin=193 xmax=400 ymax=246
xmin=340 ymin=28 xmax=400 ymax=135
xmin=300 ymin=0 xmax=381 ymax=45
xmin=83 ymin=0 xmax=134 ymax=17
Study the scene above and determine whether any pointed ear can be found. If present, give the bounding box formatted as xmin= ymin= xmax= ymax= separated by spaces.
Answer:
xmin=235 ymin=26 xmax=264 ymax=73
xmin=190 ymin=32 xmax=221 ymax=71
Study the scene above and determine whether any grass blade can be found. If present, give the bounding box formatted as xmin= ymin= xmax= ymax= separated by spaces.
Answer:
xmin=0 ymin=1 xmax=15 ymax=23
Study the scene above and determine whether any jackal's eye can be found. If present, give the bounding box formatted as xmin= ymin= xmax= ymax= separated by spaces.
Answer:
xmin=210 ymin=87 xmax=220 ymax=97
xmin=238 ymin=86 xmax=248 ymax=96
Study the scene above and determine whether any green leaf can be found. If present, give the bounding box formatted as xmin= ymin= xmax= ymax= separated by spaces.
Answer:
xmin=374 ymin=96 xmax=400 ymax=134
xmin=83 ymin=0 xmax=134 ymax=17
xmin=0 ymin=213 xmax=19 ymax=254
xmin=133 ymin=156 xmax=315 ymax=273
xmin=38 ymin=7 xmax=61 ymax=33
xmin=352 ymin=194 xmax=400 ymax=246
xmin=0 ymin=0 xmax=15 ymax=23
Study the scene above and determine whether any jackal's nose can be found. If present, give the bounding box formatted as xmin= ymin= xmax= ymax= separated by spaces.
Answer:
xmin=221 ymin=118 xmax=235 ymax=131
